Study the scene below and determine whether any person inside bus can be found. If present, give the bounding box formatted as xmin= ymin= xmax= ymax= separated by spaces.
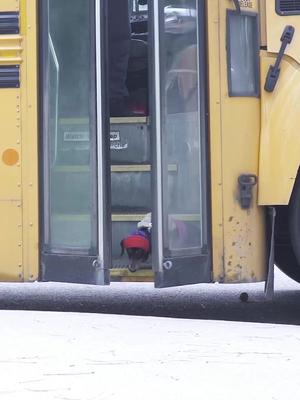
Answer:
xmin=108 ymin=0 xmax=131 ymax=117
xmin=108 ymin=0 xmax=149 ymax=117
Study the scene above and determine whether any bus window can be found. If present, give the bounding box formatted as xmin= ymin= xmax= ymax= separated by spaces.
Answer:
xmin=162 ymin=0 xmax=203 ymax=252
xmin=41 ymin=0 xmax=97 ymax=251
xmin=227 ymin=11 xmax=260 ymax=97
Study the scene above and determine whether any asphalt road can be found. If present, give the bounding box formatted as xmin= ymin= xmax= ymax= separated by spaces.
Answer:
xmin=1 ymin=267 xmax=300 ymax=325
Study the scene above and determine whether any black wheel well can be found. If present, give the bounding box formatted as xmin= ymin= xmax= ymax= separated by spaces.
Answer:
xmin=274 ymin=169 xmax=300 ymax=283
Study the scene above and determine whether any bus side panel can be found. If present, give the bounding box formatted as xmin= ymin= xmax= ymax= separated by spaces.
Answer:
xmin=259 ymin=55 xmax=300 ymax=205
xmin=259 ymin=3 xmax=300 ymax=205
xmin=0 ymin=0 xmax=19 ymax=12
xmin=266 ymin=1 xmax=300 ymax=65
xmin=0 ymin=0 xmax=22 ymax=281
xmin=0 ymin=92 xmax=23 ymax=281
xmin=20 ymin=0 xmax=39 ymax=282
xmin=216 ymin=0 xmax=266 ymax=283
xmin=207 ymin=0 xmax=225 ymax=282
xmin=0 ymin=0 xmax=39 ymax=282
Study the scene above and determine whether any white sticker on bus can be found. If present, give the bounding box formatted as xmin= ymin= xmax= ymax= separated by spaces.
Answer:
xmin=63 ymin=131 xmax=90 ymax=142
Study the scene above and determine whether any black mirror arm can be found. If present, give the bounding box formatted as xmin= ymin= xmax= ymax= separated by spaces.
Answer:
xmin=264 ymin=25 xmax=295 ymax=93
xmin=232 ymin=0 xmax=241 ymax=14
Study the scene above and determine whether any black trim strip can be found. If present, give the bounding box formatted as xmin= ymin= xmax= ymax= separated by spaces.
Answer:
xmin=0 ymin=65 xmax=20 ymax=88
xmin=276 ymin=0 xmax=300 ymax=16
xmin=0 ymin=12 xmax=19 ymax=34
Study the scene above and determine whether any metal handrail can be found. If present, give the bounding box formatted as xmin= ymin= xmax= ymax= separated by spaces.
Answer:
xmin=48 ymin=33 xmax=59 ymax=166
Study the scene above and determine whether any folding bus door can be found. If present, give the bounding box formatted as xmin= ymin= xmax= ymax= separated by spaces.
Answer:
xmin=40 ymin=0 xmax=111 ymax=284
xmin=150 ymin=0 xmax=211 ymax=287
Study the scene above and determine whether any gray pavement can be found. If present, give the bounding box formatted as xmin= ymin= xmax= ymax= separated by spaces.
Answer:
xmin=0 ymin=267 xmax=300 ymax=325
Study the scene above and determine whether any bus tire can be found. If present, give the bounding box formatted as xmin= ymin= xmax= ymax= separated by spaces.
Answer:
xmin=289 ymin=179 xmax=300 ymax=280
xmin=274 ymin=205 xmax=300 ymax=283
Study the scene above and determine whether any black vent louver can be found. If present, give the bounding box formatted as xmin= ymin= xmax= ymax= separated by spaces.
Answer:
xmin=0 ymin=12 xmax=19 ymax=34
xmin=276 ymin=0 xmax=300 ymax=15
xmin=0 ymin=66 xmax=20 ymax=88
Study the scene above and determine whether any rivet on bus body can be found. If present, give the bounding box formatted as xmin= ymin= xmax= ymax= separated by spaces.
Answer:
xmin=29 ymin=223 xmax=33 ymax=227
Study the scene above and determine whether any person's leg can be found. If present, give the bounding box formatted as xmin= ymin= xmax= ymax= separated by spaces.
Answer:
xmin=108 ymin=0 xmax=131 ymax=116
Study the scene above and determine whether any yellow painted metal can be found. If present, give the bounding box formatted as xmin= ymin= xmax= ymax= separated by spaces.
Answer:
xmin=209 ymin=0 xmax=266 ymax=283
xmin=206 ymin=0 xmax=225 ymax=282
xmin=0 ymin=91 xmax=21 ymax=199
xmin=111 ymin=164 xmax=177 ymax=173
xmin=110 ymin=269 xmax=154 ymax=282
xmin=0 ymin=0 xmax=19 ymax=12
xmin=20 ymin=0 xmax=39 ymax=281
xmin=0 ymin=202 xmax=23 ymax=281
xmin=52 ymin=213 xmax=145 ymax=223
xmin=0 ymin=0 xmax=24 ymax=281
xmin=0 ymin=36 xmax=23 ymax=64
xmin=259 ymin=54 xmax=300 ymax=205
xmin=59 ymin=117 xmax=149 ymax=125
xmin=0 ymin=0 xmax=23 ymax=281
xmin=258 ymin=4 xmax=300 ymax=205
xmin=110 ymin=116 xmax=148 ymax=125
xmin=266 ymin=1 xmax=300 ymax=65
xmin=0 ymin=92 xmax=22 ymax=281
xmin=53 ymin=164 xmax=177 ymax=173
xmin=112 ymin=164 xmax=152 ymax=172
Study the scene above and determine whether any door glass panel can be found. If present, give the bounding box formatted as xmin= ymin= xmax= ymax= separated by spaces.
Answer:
xmin=161 ymin=0 xmax=205 ymax=255
xmin=43 ymin=0 xmax=97 ymax=251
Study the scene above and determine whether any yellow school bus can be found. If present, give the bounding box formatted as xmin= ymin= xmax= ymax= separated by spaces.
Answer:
xmin=1 ymin=0 xmax=300 ymax=296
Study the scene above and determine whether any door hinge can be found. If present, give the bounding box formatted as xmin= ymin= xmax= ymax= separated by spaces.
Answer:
xmin=92 ymin=258 xmax=111 ymax=285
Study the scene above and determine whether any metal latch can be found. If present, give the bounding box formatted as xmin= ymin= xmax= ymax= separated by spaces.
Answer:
xmin=264 ymin=25 xmax=295 ymax=93
xmin=238 ymin=174 xmax=257 ymax=209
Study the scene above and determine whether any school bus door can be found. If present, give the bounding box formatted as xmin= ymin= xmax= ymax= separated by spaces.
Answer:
xmin=40 ymin=0 xmax=111 ymax=284
xmin=150 ymin=0 xmax=211 ymax=287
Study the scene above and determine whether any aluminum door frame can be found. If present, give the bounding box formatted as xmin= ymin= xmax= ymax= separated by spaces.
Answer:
xmin=150 ymin=0 xmax=212 ymax=288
